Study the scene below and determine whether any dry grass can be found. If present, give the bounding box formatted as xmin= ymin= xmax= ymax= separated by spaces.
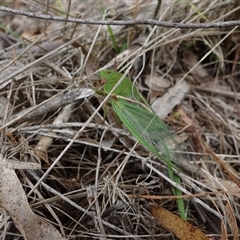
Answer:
xmin=0 ymin=0 xmax=240 ymax=239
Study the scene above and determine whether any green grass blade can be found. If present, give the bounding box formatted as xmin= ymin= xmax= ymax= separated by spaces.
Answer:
xmin=99 ymin=4 xmax=119 ymax=54
xmin=107 ymin=25 xmax=119 ymax=54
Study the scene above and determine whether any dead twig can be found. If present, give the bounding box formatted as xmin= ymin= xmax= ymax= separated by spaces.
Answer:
xmin=1 ymin=5 xmax=240 ymax=29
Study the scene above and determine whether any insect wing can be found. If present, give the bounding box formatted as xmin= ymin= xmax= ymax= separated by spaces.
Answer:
xmin=111 ymin=97 xmax=176 ymax=168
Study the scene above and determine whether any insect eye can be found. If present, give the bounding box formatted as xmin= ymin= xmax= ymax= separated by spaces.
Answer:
xmin=101 ymin=79 xmax=106 ymax=85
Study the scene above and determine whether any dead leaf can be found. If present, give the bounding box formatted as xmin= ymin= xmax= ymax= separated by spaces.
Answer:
xmin=214 ymin=178 xmax=240 ymax=191
xmin=183 ymin=49 xmax=209 ymax=80
xmin=145 ymin=72 xmax=171 ymax=91
xmin=35 ymin=104 xmax=74 ymax=164
xmin=7 ymin=89 xmax=94 ymax=126
xmin=0 ymin=154 xmax=65 ymax=240
xmin=177 ymin=106 xmax=193 ymax=125
xmin=21 ymin=28 xmax=42 ymax=42
xmin=152 ymin=80 xmax=190 ymax=119
xmin=6 ymin=160 xmax=41 ymax=169
xmin=149 ymin=205 xmax=209 ymax=240
xmin=202 ymin=177 xmax=240 ymax=198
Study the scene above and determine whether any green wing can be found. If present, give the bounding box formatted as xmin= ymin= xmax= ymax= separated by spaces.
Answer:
xmin=111 ymin=97 xmax=177 ymax=169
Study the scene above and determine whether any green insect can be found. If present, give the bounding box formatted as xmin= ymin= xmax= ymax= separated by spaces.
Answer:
xmin=100 ymin=70 xmax=145 ymax=103
xmin=100 ymin=69 xmax=186 ymax=219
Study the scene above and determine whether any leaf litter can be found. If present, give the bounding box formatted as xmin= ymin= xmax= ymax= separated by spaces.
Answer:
xmin=0 ymin=0 xmax=240 ymax=239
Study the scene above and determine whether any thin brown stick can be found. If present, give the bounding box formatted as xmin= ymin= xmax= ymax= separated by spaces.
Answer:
xmin=1 ymin=6 xmax=240 ymax=29
xmin=128 ymin=190 xmax=240 ymax=200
